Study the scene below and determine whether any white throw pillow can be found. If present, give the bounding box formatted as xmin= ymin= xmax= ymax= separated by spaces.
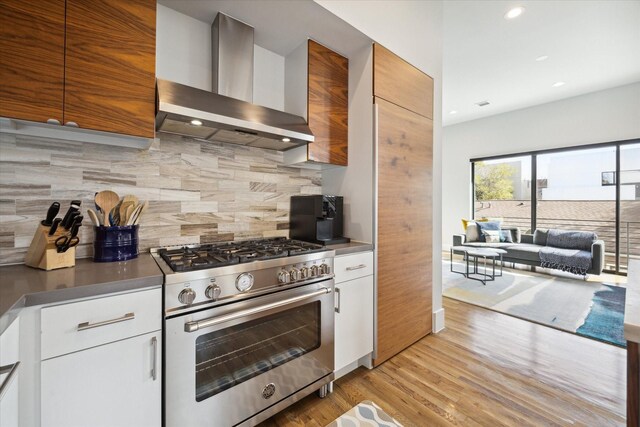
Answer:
xmin=465 ymin=222 xmax=480 ymax=242
xmin=483 ymin=230 xmax=501 ymax=243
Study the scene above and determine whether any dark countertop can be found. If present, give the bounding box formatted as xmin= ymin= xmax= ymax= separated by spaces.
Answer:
xmin=327 ymin=241 xmax=374 ymax=256
xmin=0 ymin=255 xmax=163 ymax=334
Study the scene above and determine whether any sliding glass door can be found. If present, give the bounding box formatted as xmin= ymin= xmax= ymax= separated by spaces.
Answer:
xmin=619 ymin=143 xmax=640 ymax=273
xmin=537 ymin=147 xmax=617 ymax=271
xmin=471 ymin=140 xmax=639 ymax=275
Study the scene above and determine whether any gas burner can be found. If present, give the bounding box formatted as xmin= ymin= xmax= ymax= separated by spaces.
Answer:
xmin=157 ymin=238 xmax=325 ymax=272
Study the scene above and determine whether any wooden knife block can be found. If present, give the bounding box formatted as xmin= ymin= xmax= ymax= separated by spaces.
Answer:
xmin=25 ymin=224 xmax=76 ymax=270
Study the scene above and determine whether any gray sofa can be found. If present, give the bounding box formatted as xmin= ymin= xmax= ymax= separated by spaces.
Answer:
xmin=453 ymin=228 xmax=605 ymax=275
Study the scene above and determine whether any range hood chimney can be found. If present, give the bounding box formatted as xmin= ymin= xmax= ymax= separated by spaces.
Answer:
xmin=156 ymin=13 xmax=314 ymax=151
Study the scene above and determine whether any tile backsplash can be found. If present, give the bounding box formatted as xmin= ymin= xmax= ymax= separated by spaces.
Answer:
xmin=0 ymin=132 xmax=321 ymax=265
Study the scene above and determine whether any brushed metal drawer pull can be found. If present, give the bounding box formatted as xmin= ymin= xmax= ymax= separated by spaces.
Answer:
xmin=77 ymin=312 xmax=135 ymax=331
xmin=0 ymin=362 xmax=20 ymax=401
xmin=346 ymin=264 xmax=367 ymax=271
xmin=335 ymin=287 xmax=341 ymax=313
xmin=151 ymin=336 xmax=158 ymax=381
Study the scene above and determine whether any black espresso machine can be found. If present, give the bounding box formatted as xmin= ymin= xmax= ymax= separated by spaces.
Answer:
xmin=290 ymin=195 xmax=350 ymax=245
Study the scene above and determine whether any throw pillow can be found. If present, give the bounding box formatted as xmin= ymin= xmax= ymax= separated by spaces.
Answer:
xmin=462 ymin=218 xmax=488 ymax=231
xmin=499 ymin=230 xmax=514 ymax=243
xmin=533 ymin=229 xmax=549 ymax=246
xmin=477 ymin=221 xmax=501 ymax=242
xmin=482 ymin=230 xmax=501 ymax=243
xmin=465 ymin=222 xmax=480 ymax=242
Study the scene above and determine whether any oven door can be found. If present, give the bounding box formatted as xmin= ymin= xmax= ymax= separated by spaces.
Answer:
xmin=165 ymin=280 xmax=334 ymax=427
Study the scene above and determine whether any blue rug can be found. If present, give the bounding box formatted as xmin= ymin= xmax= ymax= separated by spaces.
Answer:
xmin=576 ymin=285 xmax=626 ymax=347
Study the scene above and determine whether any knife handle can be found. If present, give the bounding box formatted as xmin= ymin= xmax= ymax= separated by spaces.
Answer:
xmin=48 ymin=218 xmax=62 ymax=236
xmin=65 ymin=211 xmax=80 ymax=230
xmin=42 ymin=202 xmax=60 ymax=226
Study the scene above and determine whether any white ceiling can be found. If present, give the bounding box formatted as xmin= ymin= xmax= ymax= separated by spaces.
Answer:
xmin=443 ymin=0 xmax=640 ymax=126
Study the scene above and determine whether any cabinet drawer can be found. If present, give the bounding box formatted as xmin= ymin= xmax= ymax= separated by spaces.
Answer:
xmin=334 ymin=251 xmax=373 ymax=283
xmin=41 ymin=288 xmax=161 ymax=360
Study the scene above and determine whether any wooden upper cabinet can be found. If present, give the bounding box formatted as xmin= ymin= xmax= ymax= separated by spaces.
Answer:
xmin=307 ymin=40 xmax=349 ymax=166
xmin=0 ymin=0 xmax=66 ymax=123
xmin=64 ymin=0 xmax=156 ymax=138
xmin=373 ymin=43 xmax=433 ymax=119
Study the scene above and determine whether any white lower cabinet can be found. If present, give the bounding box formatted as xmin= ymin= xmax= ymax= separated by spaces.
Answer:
xmin=0 ymin=317 xmax=20 ymax=427
xmin=41 ymin=331 xmax=161 ymax=427
xmin=334 ymin=251 xmax=374 ymax=373
xmin=39 ymin=287 xmax=162 ymax=427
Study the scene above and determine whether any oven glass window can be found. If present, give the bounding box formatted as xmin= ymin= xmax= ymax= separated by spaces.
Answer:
xmin=195 ymin=301 xmax=321 ymax=402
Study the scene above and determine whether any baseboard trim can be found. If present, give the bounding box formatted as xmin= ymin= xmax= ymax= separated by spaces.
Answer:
xmin=433 ymin=308 xmax=445 ymax=333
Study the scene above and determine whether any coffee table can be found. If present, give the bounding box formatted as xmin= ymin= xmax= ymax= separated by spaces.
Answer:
xmin=450 ymin=246 xmax=507 ymax=285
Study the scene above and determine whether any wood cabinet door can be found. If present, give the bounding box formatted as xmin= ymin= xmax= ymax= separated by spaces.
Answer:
xmin=373 ymin=43 xmax=433 ymax=119
xmin=0 ymin=0 xmax=65 ymax=123
xmin=307 ymin=40 xmax=349 ymax=165
xmin=63 ymin=0 xmax=156 ymax=138
xmin=374 ymin=96 xmax=432 ymax=366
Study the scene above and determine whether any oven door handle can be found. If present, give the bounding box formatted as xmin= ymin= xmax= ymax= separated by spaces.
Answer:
xmin=184 ymin=287 xmax=332 ymax=332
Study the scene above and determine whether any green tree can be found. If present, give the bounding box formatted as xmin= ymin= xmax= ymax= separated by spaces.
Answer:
xmin=475 ymin=162 xmax=516 ymax=201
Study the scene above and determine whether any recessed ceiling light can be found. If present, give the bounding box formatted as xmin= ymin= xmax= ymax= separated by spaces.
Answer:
xmin=475 ymin=100 xmax=490 ymax=107
xmin=449 ymin=110 xmax=458 ymax=115
xmin=535 ymin=55 xmax=549 ymax=62
xmin=504 ymin=6 xmax=525 ymax=19
xmin=190 ymin=119 xmax=203 ymax=126
xmin=281 ymin=137 xmax=291 ymax=142
xmin=552 ymin=81 xmax=566 ymax=87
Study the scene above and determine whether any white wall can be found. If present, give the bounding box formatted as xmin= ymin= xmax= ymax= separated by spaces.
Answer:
xmin=442 ymin=82 xmax=640 ymax=248
xmin=315 ymin=0 xmax=445 ymax=330
xmin=156 ymin=4 xmax=284 ymax=110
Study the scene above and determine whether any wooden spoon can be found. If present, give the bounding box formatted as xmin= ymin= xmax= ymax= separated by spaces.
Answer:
xmin=130 ymin=200 xmax=148 ymax=226
xmin=122 ymin=194 xmax=139 ymax=206
xmin=94 ymin=190 xmax=119 ymax=226
xmin=87 ymin=208 xmax=101 ymax=227
xmin=119 ymin=201 xmax=134 ymax=225
xmin=124 ymin=203 xmax=136 ymax=225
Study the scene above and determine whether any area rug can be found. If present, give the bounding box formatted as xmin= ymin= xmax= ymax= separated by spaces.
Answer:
xmin=443 ymin=261 xmax=626 ymax=347
xmin=326 ymin=401 xmax=403 ymax=427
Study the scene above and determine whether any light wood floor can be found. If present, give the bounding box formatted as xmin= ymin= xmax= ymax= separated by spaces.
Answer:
xmin=260 ymin=298 xmax=626 ymax=427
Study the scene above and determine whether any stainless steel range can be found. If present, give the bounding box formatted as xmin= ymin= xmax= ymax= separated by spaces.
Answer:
xmin=152 ymin=238 xmax=335 ymax=427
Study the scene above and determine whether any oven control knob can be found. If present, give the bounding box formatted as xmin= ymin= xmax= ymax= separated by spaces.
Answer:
xmin=319 ymin=263 xmax=331 ymax=275
xmin=178 ymin=288 xmax=196 ymax=305
xmin=236 ymin=273 xmax=254 ymax=292
xmin=310 ymin=265 xmax=319 ymax=277
xmin=278 ymin=270 xmax=290 ymax=284
xmin=289 ymin=268 xmax=300 ymax=281
xmin=300 ymin=266 xmax=309 ymax=279
xmin=205 ymin=284 xmax=221 ymax=300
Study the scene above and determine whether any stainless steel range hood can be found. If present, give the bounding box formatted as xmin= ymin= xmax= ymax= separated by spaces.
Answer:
xmin=156 ymin=13 xmax=313 ymax=151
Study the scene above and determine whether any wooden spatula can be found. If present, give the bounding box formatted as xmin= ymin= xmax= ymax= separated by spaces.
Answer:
xmin=94 ymin=190 xmax=119 ymax=226
xmin=129 ymin=200 xmax=148 ymax=226
xmin=119 ymin=201 xmax=134 ymax=225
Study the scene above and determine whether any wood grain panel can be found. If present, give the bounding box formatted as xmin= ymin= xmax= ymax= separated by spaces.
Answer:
xmin=374 ymin=96 xmax=432 ymax=366
xmin=63 ymin=0 xmax=156 ymax=138
xmin=373 ymin=43 xmax=433 ymax=119
xmin=629 ymin=341 xmax=639 ymax=427
xmin=0 ymin=0 xmax=65 ymax=123
xmin=307 ymin=40 xmax=349 ymax=166
xmin=260 ymin=298 xmax=626 ymax=426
